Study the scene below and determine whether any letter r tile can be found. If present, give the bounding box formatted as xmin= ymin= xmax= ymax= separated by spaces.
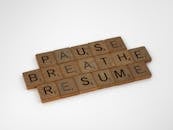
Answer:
xmin=23 ymin=69 xmax=44 ymax=89
xmin=41 ymin=65 xmax=63 ymax=82
xmin=37 ymin=82 xmax=60 ymax=103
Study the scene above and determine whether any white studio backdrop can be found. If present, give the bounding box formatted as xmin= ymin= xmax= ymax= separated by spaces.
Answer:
xmin=0 ymin=0 xmax=173 ymax=130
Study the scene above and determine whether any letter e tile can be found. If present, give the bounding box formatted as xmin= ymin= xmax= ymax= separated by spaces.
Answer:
xmin=128 ymin=62 xmax=152 ymax=81
xmin=56 ymin=78 xmax=79 ymax=98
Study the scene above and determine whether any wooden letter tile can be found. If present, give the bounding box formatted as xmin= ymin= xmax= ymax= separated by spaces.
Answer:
xmin=37 ymin=82 xmax=60 ymax=103
xmin=74 ymin=73 xmax=98 ymax=93
xmin=54 ymin=48 xmax=74 ymax=64
xmin=88 ymin=40 xmax=109 ymax=56
xmin=129 ymin=46 xmax=152 ymax=63
xmin=23 ymin=69 xmax=44 ymax=89
xmin=94 ymin=53 xmax=115 ymax=69
xmin=60 ymin=61 xmax=81 ymax=78
xmin=110 ymin=66 xmax=134 ymax=85
xmin=56 ymin=78 xmax=79 ymax=98
xmin=92 ymin=69 xmax=114 ymax=88
xmin=128 ymin=62 xmax=152 ymax=81
xmin=104 ymin=37 xmax=127 ymax=52
xmin=112 ymin=50 xmax=134 ymax=66
xmin=71 ymin=44 xmax=92 ymax=59
xmin=36 ymin=51 xmax=56 ymax=67
xmin=41 ymin=65 xmax=63 ymax=82
xmin=78 ymin=57 xmax=98 ymax=73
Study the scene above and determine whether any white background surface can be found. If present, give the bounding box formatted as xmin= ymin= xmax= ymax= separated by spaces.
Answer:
xmin=0 ymin=0 xmax=173 ymax=130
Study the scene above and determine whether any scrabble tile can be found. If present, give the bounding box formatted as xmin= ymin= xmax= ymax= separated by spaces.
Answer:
xmin=128 ymin=62 xmax=152 ymax=81
xmin=23 ymin=36 xmax=152 ymax=103
xmin=41 ymin=65 xmax=63 ymax=82
xmin=36 ymin=51 xmax=56 ymax=67
xmin=112 ymin=50 xmax=134 ymax=66
xmin=88 ymin=40 xmax=109 ymax=56
xmin=23 ymin=69 xmax=44 ymax=89
xmin=71 ymin=44 xmax=92 ymax=59
xmin=129 ymin=46 xmax=152 ymax=63
xmin=37 ymin=82 xmax=60 ymax=103
xmin=54 ymin=48 xmax=74 ymax=64
xmin=60 ymin=61 xmax=81 ymax=78
xmin=110 ymin=66 xmax=134 ymax=85
xmin=94 ymin=53 xmax=115 ymax=69
xmin=78 ymin=57 xmax=98 ymax=73
xmin=104 ymin=37 xmax=127 ymax=52
xmin=92 ymin=69 xmax=114 ymax=88
xmin=56 ymin=78 xmax=79 ymax=98
xmin=74 ymin=73 xmax=98 ymax=93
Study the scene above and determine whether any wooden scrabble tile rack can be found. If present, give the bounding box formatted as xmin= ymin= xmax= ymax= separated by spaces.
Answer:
xmin=23 ymin=37 xmax=152 ymax=103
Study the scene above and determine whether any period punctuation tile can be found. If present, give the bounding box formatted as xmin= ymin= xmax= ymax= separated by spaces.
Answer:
xmin=36 ymin=51 xmax=56 ymax=67
xmin=74 ymin=73 xmax=98 ymax=93
xmin=71 ymin=44 xmax=92 ymax=59
xmin=129 ymin=46 xmax=152 ymax=63
xmin=37 ymin=82 xmax=60 ymax=103
xmin=41 ymin=65 xmax=63 ymax=82
xmin=105 ymin=37 xmax=127 ymax=52
xmin=95 ymin=53 xmax=115 ymax=69
xmin=89 ymin=40 xmax=109 ymax=56
xmin=128 ymin=62 xmax=152 ymax=81
xmin=56 ymin=78 xmax=79 ymax=98
xmin=92 ymin=69 xmax=114 ymax=88
xmin=60 ymin=61 xmax=81 ymax=78
xmin=78 ymin=57 xmax=98 ymax=73
xmin=23 ymin=69 xmax=44 ymax=89
xmin=112 ymin=50 xmax=134 ymax=66
xmin=54 ymin=48 xmax=74 ymax=64
xmin=110 ymin=66 xmax=134 ymax=85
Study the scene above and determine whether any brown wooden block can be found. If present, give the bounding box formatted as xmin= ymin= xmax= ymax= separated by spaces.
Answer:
xmin=56 ymin=78 xmax=79 ymax=98
xmin=129 ymin=46 xmax=152 ymax=63
xmin=37 ymin=82 xmax=60 ymax=103
xmin=74 ymin=73 xmax=98 ymax=93
xmin=104 ymin=37 xmax=127 ymax=52
xmin=71 ymin=44 xmax=92 ymax=59
xmin=92 ymin=69 xmax=114 ymax=88
xmin=23 ymin=69 xmax=44 ymax=89
xmin=54 ymin=48 xmax=74 ymax=64
xmin=36 ymin=51 xmax=56 ymax=68
xmin=128 ymin=62 xmax=152 ymax=81
xmin=78 ymin=57 xmax=98 ymax=73
xmin=94 ymin=53 xmax=115 ymax=69
xmin=88 ymin=40 xmax=109 ymax=56
xmin=112 ymin=50 xmax=134 ymax=66
xmin=41 ymin=65 xmax=63 ymax=82
xmin=60 ymin=61 xmax=81 ymax=78
xmin=110 ymin=66 xmax=134 ymax=85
